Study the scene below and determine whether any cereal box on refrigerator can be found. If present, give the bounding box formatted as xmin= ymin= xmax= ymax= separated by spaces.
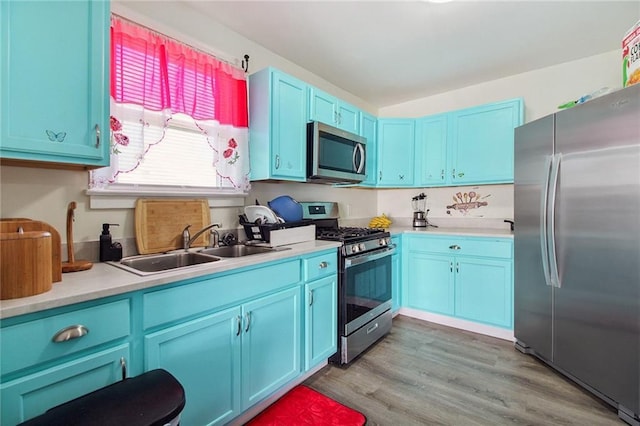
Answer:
xmin=623 ymin=19 xmax=640 ymax=87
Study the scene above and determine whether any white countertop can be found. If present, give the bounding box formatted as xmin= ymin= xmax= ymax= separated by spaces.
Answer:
xmin=0 ymin=240 xmax=341 ymax=320
xmin=390 ymin=226 xmax=514 ymax=238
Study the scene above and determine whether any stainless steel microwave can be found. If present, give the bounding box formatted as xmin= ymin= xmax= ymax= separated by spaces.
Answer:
xmin=306 ymin=121 xmax=366 ymax=184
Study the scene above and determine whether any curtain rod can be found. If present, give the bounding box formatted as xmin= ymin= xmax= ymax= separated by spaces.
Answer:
xmin=111 ymin=13 xmax=248 ymax=72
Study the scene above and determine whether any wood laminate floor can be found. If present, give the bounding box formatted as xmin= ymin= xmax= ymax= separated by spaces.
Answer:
xmin=304 ymin=315 xmax=622 ymax=426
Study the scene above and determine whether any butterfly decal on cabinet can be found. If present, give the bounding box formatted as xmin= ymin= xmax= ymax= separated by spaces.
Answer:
xmin=46 ymin=130 xmax=66 ymax=142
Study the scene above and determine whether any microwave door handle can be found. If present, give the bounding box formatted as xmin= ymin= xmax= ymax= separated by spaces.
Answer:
xmin=353 ymin=143 xmax=365 ymax=173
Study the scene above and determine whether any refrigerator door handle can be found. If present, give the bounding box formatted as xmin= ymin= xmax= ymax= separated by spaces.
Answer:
xmin=540 ymin=154 xmax=554 ymax=287
xmin=548 ymin=153 xmax=562 ymax=288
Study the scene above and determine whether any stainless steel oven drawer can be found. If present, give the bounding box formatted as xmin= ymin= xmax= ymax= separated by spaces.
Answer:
xmin=341 ymin=309 xmax=392 ymax=364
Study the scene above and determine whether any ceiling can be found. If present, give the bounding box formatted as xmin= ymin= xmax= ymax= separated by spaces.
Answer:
xmin=185 ymin=0 xmax=639 ymax=108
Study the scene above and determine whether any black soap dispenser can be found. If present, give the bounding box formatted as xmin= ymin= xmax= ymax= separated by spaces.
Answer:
xmin=100 ymin=223 xmax=123 ymax=262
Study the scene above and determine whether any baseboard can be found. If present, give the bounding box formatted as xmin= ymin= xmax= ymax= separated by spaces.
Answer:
xmin=398 ymin=307 xmax=515 ymax=341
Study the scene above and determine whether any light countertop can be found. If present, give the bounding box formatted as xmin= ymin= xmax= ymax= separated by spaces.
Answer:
xmin=0 ymin=240 xmax=341 ymax=320
xmin=390 ymin=226 xmax=513 ymax=238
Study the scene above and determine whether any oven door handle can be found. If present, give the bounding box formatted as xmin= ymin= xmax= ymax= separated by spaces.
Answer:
xmin=344 ymin=245 xmax=395 ymax=269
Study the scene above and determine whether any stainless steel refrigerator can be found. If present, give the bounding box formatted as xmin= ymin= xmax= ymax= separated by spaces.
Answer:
xmin=514 ymin=83 xmax=640 ymax=425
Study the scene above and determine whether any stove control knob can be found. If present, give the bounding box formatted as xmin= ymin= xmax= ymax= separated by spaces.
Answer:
xmin=358 ymin=243 xmax=366 ymax=252
xmin=351 ymin=245 xmax=359 ymax=254
xmin=379 ymin=238 xmax=386 ymax=246
xmin=385 ymin=237 xmax=391 ymax=245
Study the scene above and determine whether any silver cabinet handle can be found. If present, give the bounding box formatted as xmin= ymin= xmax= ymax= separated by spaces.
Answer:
xmin=275 ymin=155 xmax=280 ymax=169
xmin=450 ymin=262 xmax=453 ymax=272
xmin=120 ymin=357 xmax=127 ymax=381
xmin=95 ymin=124 xmax=101 ymax=148
xmin=244 ymin=312 xmax=251 ymax=333
xmin=379 ymin=171 xmax=382 ymax=181
xmin=440 ymin=169 xmax=445 ymax=180
xmin=319 ymin=261 xmax=328 ymax=269
xmin=309 ymin=290 xmax=314 ymax=306
xmin=449 ymin=245 xmax=461 ymax=250
xmin=236 ymin=315 xmax=242 ymax=336
xmin=456 ymin=262 xmax=459 ymax=273
xmin=452 ymin=168 xmax=456 ymax=179
xmin=52 ymin=325 xmax=89 ymax=342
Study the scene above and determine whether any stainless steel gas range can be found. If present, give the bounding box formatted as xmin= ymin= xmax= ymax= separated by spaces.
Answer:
xmin=300 ymin=202 xmax=395 ymax=365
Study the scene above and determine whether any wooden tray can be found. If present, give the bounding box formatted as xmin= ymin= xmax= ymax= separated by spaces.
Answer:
xmin=1 ymin=219 xmax=62 ymax=282
xmin=135 ymin=199 xmax=211 ymax=254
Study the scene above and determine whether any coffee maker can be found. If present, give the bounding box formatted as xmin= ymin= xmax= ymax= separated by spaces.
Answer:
xmin=412 ymin=193 xmax=428 ymax=227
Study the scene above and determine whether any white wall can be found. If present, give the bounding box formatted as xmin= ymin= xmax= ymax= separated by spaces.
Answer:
xmin=379 ymin=50 xmax=622 ymax=122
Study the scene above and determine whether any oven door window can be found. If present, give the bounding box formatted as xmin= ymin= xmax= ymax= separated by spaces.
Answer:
xmin=344 ymin=254 xmax=391 ymax=324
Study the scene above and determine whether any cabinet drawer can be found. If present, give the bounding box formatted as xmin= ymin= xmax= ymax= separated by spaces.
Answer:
xmin=303 ymin=251 xmax=338 ymax=281
xmin=408 ymin=236 xmax=512 ymax=259
xmin=1 ymin=300 xmax=130 ymax=377
xmin=144 ymin=259 xmax=301 ymax=329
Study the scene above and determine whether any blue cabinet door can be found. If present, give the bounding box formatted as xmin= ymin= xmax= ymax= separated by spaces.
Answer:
xmin=449 ymin=99 xmax=523 ymax=184
xmin=242 ymin=287 xmax=301 ymax=409
xmin=337 ymin=102 xmax=360 ymax=134
xmin=271 ymin=71 xmax=308 ymax=180
xmin=455 ymin=258 xmax=513 ymax=328
xmin=249 ymin=68 xmax=308 ymax=181
xmin=305 ymin=275 xmax=337 ymax=370
xmin=0 ymin=0 xmax=109 ymax=168
xmin=145 ymin=307 xmax=242 ymax=426
xmin=406 ymin=252 xmax=454 ymax=315
xmin=309 ymin=87 xmax=360 ymax=134
xmin=359 ymin=112 xmax=377 ymax=186
xmin=377 ymin=119 xmax=415 ymax=186
xmin=415 ymin=113 xmax=448 ymax=186
xmin=1 ymin=345 xmax=129 ymax=425
xmin=309 ymin=87 xmax=337 ymax=127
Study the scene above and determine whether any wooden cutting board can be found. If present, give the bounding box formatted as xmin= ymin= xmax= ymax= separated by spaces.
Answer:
xmin=1 ymin=219 xmax=62 ymax=282
xmin=135 ymin=199 xmax=211 ymax=254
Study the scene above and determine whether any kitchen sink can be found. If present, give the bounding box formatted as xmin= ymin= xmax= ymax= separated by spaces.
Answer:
xmin=198 ymin=245 xmax=282 ymax=258
xmin=119 ymin=252 xmax=221 ymax=274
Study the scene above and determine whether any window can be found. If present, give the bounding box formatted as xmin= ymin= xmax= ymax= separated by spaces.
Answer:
xmin=89 ymin=16 xmax=250 ymax=199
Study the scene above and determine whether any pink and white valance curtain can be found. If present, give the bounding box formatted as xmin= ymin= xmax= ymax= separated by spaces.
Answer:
xmin=90 ymin=16 xmax=250 ymax=191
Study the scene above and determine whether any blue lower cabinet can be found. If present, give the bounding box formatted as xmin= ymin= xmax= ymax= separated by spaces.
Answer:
xmin=145 ymin=307 xmax=242 ymax=426
xmin=403 ymin=235 xmax=514 ymax=329
xmin=145 ymin=286 xmax=301 ymax=426
xmin=241 ymin=287 xmax=301 ymax=409
xmin=454 ymin=258 xmax=512 ymax=328
xmin=1 ymin=345 xmax=130 ymax=425
xmin=406 ymin=253 xmax=455 ymax=315
xmin=305 ymin=275 xmax=337 ymax=370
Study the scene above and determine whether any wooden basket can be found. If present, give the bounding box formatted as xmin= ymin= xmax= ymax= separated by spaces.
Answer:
xmin=1 ymin=231 xmax=53 ymax=300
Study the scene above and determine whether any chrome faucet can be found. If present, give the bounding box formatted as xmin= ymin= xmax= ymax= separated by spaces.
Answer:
xmin=182 ymin=223 xmax=222 ymax=251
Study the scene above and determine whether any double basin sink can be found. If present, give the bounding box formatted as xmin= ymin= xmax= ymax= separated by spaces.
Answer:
xmin=118 ymin=245 xmax=282 ymax=275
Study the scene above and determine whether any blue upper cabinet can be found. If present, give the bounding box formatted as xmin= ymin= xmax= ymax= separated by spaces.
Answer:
xmin=376 ymin=119 xmax=415 ymax=186
xmin=415 ymin=113 xmax=448 ymax=186
xmin=249 ymin=68 xmax=308 ymax=181
xmin=448 ymin=98 xmax=523 ymax=184
xmin=359 ymin=112 xmax=377 ymax=187
xmin=309 ymin=87 xmax=360 ymax=134
xmin=0 ymin=0 xmax=110 ymax=169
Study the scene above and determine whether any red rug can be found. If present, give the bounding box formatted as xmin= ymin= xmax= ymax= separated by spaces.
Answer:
xmin=246 ymin=385 xmax=366 ymax=425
